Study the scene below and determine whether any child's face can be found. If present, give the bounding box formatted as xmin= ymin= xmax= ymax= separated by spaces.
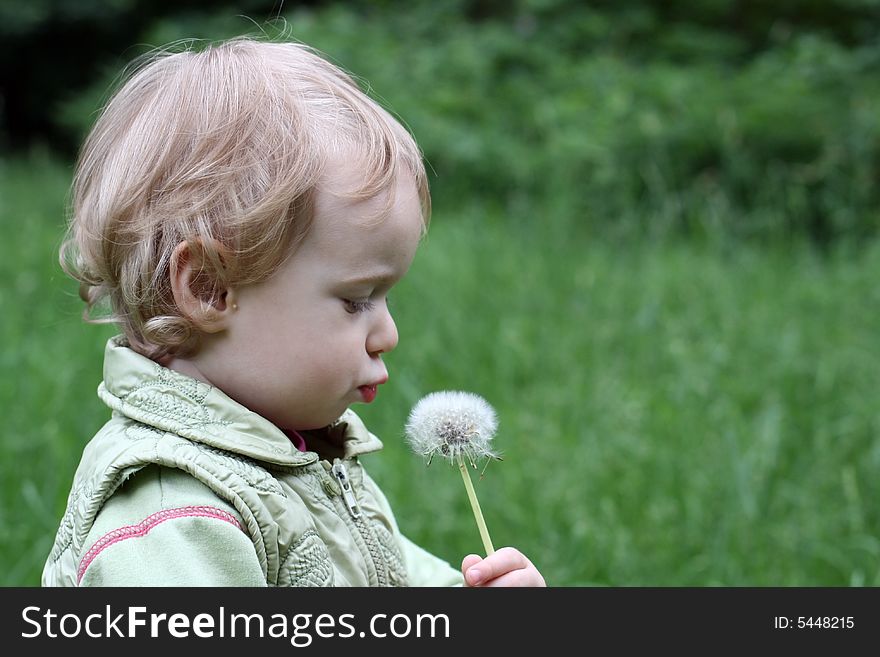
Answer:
xmin=199 ymin=166 xmax=424 ymax=431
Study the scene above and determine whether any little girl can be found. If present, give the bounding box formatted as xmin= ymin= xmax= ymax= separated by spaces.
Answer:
xmin=43 ymin=37 xmax=544 ymax=587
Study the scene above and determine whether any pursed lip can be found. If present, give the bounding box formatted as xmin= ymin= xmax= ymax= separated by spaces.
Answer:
xmin=358 ymin=385 xmax=378 ymax=403
xmin=358 ymin=375 xmax=388 ymax=404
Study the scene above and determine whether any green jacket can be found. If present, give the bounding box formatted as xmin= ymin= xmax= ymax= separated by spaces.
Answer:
xmin=42 ymin=336 xmax=463 ymax=587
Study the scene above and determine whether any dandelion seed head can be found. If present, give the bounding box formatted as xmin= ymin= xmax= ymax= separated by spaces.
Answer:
xmin=405 ymin=391 xmax=499 ymax=465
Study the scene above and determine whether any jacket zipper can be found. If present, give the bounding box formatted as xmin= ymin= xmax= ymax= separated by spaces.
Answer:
xmin=327 ymin=460 xmax=391 ymax=586
xmin=331 ymin=462 xmax=361 ymax=518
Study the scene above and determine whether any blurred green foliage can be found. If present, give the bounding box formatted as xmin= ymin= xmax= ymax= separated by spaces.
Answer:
xmin=3 ymin=1 xmax=879 ymax=241
xmin=3 ymin=1 xmax=879 ymax=587
xmin=3 ymin=155 xmax=880 ymax=586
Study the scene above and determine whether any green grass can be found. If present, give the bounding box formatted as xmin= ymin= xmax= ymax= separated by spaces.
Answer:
xmin=2 ymin=154 xmax=878 ymax=586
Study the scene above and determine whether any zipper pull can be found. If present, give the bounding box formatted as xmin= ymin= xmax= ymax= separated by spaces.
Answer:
xmin=331 ymin=462 xmax=362 ymax=518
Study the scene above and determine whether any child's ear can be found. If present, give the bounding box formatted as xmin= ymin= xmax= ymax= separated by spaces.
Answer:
xmin=168 ymin=239 xmax=235 ymax=333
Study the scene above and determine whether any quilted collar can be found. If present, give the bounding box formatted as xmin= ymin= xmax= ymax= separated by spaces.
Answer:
xmin=98 ymin=336 xmax=383 ymax=466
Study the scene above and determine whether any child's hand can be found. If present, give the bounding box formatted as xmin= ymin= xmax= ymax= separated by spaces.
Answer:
xmin=461 ymin=547 xmax=546 ymax=587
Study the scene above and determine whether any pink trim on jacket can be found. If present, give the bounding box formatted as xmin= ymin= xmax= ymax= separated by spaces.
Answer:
xmin=76 ymin=505 xmax=242 ymax=584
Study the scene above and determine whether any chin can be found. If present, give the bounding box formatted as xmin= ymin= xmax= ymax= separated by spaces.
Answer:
xmin=296 ymin=409 xmax=350 ymax=431
xmin=273 ymin=395 xmax=352 ymax=431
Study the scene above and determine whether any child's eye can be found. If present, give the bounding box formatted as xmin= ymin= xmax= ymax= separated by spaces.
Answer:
xmin=342 ymin=298 xmax=375 ymax=314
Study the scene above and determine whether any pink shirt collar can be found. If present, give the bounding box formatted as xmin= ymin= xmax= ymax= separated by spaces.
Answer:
xmin=284 ymin=430 xmax=308 ymax=452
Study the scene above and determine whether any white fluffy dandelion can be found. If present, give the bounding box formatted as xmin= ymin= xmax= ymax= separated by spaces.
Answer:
xmin=405 ymin=391 xmax=500 ymax=555
xmin=405 ymin=391 xmax=500 ymax=466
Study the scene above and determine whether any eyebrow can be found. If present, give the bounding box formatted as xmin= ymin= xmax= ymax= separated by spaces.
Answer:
xmin=338 ymin=271 xmax=398 ymax=288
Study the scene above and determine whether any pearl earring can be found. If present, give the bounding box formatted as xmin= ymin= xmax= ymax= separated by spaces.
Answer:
xmin=231 ymin=302 xmax=239 ymax=311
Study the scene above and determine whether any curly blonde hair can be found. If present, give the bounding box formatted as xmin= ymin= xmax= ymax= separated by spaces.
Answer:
xmin=61 ymin=37 xmax=430 ymax=359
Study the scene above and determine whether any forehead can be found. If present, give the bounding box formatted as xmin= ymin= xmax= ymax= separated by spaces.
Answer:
xmin=305 ymin=165 xmax=424 ymax=276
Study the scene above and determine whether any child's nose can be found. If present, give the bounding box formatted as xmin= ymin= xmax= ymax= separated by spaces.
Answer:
xmin=367 ymin=303 xmax=399 ymax=356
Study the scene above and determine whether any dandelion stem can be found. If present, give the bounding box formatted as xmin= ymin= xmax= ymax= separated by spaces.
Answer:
xmin=458 ymin=455 xmax=495 ymax=556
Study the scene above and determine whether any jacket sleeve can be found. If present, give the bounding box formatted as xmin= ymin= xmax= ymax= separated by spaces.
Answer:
xmin=359 ymin=469 xmax=464 ymax=587
xmin=78 ymin=465 xmax=265 ymax=586
xmin=398 ymin=534 xmax=465 ymax=587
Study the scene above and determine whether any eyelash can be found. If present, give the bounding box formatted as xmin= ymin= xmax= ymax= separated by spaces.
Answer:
xmin=343 ymin=298 xmax=376 ymax=314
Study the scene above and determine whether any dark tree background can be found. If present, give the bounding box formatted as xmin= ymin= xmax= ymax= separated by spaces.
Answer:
xmin=3 ymin=0 xmax=878 ymax=242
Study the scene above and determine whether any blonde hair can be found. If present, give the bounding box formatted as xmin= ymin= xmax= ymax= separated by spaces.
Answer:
xmin=61 ymin=37 xmax=430 ymax=359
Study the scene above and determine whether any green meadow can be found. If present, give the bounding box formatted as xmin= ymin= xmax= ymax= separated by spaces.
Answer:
xmin=3 ymin=0 xmax=879 ymax=586
xmin=2 ymin=153 xmax=878 ymax=586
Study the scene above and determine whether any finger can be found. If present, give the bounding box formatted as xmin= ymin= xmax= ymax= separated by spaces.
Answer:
xmin=480 ymin=567 xmax=546 ymax=587
xmin=461 ymin=554 xmax=482 ymax=573
xmin=464 ymin=547 xmax=527 ymax=586
xmin=461 ymin=554 xmax=483 ymax=586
